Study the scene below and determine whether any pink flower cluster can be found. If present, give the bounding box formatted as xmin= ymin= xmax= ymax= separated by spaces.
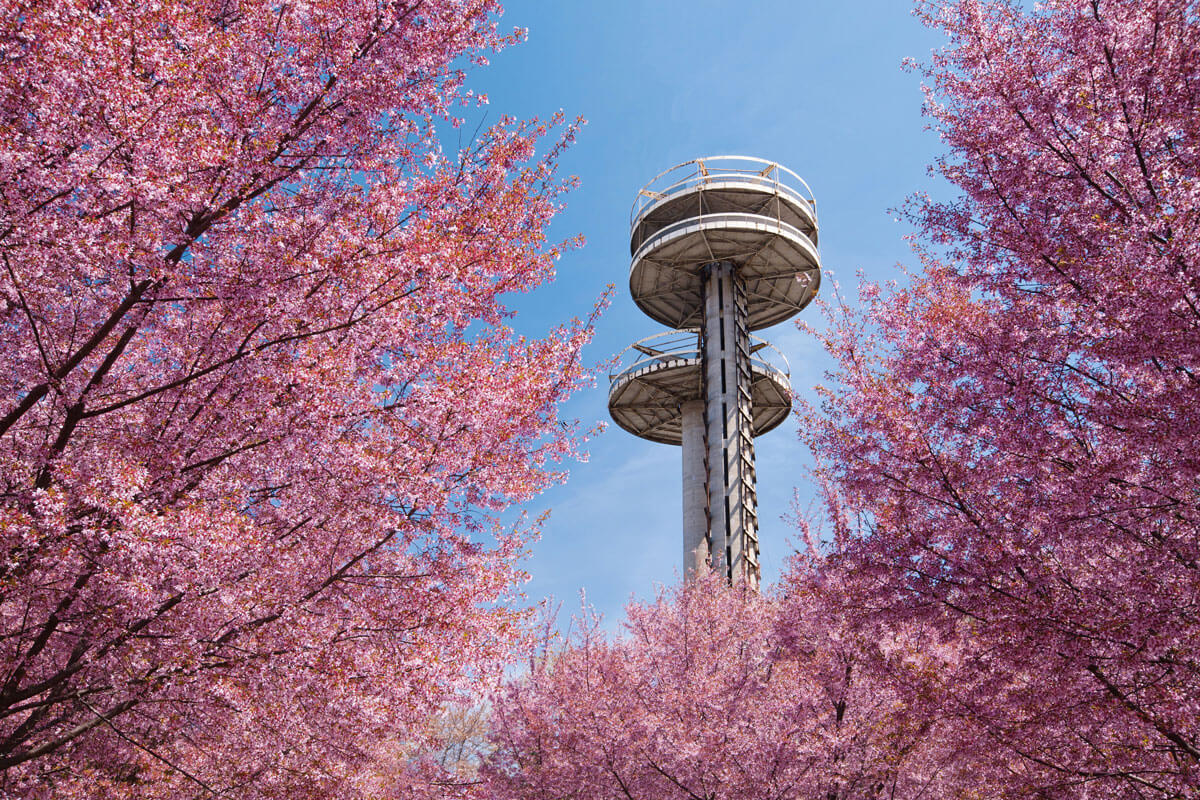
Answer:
xmin=801 ymin=0 xmax=1200 ymax=794
xmin=0 ymin=0 xmax=596 ymax=796
xmin=484 ymin=2 xmax=1200 ymax=799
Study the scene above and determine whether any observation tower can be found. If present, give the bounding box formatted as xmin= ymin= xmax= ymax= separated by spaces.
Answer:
xmin=608 ymin=156 xmax=821 ymax=587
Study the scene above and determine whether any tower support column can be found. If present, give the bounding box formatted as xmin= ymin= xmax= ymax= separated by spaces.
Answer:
xmin=680 ymin=399 xmax=708 ymax=577
xmin=701 ymin=262 xmax=760 ymax=587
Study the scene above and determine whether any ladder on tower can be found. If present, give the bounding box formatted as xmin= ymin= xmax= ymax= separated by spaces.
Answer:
xmin=731 ymin=282 xmax=760 ymax=585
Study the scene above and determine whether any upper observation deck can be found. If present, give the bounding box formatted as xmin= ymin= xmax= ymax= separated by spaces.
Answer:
xmin=608 ymin=330 xmax=792 ymax=445
xmin=628 ymin=156 xmax=822 ymax=331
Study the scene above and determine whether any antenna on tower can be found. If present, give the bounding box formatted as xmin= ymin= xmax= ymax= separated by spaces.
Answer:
xmin=608 ymin=156 xmax=822 ymax=588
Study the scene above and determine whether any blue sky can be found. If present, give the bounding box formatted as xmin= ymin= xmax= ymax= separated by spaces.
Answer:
xmin=468 ymin=1 xmax=951 ymax=623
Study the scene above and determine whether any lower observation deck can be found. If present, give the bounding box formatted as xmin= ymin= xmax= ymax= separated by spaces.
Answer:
xmin=608 ymin=330 xmax=792 ymax=445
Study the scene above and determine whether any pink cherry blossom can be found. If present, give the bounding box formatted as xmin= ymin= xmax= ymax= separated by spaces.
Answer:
xmin=802 ymin=1 xmax=1200 ymax=795
xmin=0 ymin=0 xmax=597 ymax=796
xmin=485 ymin=573 xmax=968 ymax=800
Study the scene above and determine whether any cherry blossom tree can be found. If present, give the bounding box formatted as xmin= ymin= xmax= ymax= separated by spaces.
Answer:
xmin=0 ymin=0 xmax=595 ymax=796
xmin=803 ymin=1 xmax=1200 ymax=795
xmin=486 ymin=573 xmax=966 ymax=800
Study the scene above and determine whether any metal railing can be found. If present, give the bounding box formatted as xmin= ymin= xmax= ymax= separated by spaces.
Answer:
xmin=630 ymin=155 xmax=817 ymax=231
xmin=609 ymin=330 xmax=791 ymax=389
xmin=630 ymin=211 xmax=819 ymax=265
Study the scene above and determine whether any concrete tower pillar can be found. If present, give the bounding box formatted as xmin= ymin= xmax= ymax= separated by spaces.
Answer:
xmin=701 ymin=262 xmax=760 ymax=587
xmin=680 ymin=398 xmax=708 ymax=577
